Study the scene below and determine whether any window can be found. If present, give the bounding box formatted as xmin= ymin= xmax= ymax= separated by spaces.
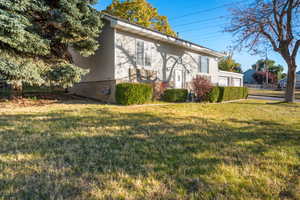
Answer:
xmin=198 ymin=56 xmax=209 ymax=74
xmin=145 ymin=43 xmax=152 ymax=66
xmin=136 ymin=40 xmax=144 ymax=66
xmin=136 ymin=40 xmax=152 ymax=67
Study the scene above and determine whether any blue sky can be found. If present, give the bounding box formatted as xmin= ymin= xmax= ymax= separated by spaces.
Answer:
xmin=95 ymin=0 xmax=299 ymax=73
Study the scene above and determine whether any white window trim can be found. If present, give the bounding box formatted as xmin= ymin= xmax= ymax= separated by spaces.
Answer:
xmin=135 ymin=39 xmax=144 ymax=67
xmin=198 ymin=56 xmax=210 ymax=74
xmin=144 ymin=42 xmax=152 ymax=67
xmin=135 ymin=39 xmax=152 ymax=68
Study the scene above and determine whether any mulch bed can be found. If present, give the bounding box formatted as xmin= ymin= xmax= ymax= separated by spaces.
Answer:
xmin=0 ymin=93 xmax=82 ymax=107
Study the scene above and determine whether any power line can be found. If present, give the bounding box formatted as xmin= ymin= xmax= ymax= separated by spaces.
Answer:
xmin=173 ymin=15 xmax=230 ymax=28
xmin=185 ymin=33 xmax=234 ymax=41
xmin=169 ymin=0 xmax=246 ymax=21
xmin=191 ymin=34 xmax=229 ymax=40
xmin=199 ymin=36 xmax=234 ymax=42
xmin=181 ymin=30 xmax=225 ymax=37
xmin=177 ymin=23 xmax=229 ymax=33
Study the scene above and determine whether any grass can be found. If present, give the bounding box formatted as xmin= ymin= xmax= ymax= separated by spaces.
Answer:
xmin=0 ymin=100 xmax=300 ymax=199
xmin=249 ymin=88 xmax=300 ymax=99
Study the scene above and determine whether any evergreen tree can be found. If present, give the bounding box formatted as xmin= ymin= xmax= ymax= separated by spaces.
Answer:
xmin=105 ymin=0 xmax=176 ymax=36
xmin=251 ymin=59 xmax=284 ymax=80
xmin=0 ymin=0 xmax=102 ymax=95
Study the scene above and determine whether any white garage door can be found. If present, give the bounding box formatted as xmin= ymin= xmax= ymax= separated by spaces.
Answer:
xmin=219 ymin=77 xmax=229 ymax=86
xmin=233 ymin=78 xmax=241 ymax=87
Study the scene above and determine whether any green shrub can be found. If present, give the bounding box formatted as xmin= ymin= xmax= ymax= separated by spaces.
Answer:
xmin=162 ymin=89 xmax=188 ymax=102
xmin=116 ymin=83 xmax=153 ymax=105
xmin=218 ymin=87 xmax=248 ymax=102
xmin=207 ymin=87 xmax=220 ymax=103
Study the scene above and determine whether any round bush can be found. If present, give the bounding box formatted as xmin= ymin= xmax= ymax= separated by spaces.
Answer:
xmin=116 ymin=83 xmax=153 ymax=105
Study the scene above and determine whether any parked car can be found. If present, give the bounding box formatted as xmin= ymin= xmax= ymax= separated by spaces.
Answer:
xmin=279 ymin=78 xmax=287 ymax=88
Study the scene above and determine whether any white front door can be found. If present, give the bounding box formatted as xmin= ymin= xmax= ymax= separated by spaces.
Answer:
xmin=175 ymin=70 xmax=183 ymax=88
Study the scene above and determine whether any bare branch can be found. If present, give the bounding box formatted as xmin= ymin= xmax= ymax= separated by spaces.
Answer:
xmin=292 ymin=39 xmax=300 ymax=58
xmin=286 ymin=0 xmax=294 ymax=41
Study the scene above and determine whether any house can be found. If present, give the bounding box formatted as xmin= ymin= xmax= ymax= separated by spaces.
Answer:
xmin=70 ymin=14 xmax=244 ymax=103
xmin=243 ymin=69 xmax=257 ymax=84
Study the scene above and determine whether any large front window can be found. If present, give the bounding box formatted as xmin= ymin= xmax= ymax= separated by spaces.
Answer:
xmin=198 ymin=56 xmax=209 ymax=74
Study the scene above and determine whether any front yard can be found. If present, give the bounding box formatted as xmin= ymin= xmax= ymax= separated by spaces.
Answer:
xmin=0 ymin=100 xmax=300 ymax=199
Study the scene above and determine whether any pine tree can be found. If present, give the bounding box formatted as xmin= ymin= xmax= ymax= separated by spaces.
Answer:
xmin=0 ymin=0 xmax=102 ymax=95
xmin=105 ymin=0 xmax=176 ymax=36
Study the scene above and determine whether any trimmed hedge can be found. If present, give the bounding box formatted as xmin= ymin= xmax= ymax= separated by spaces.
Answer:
xmin=116 ymin=83 xmax=153 ymax=105
xmin=218 ymin=86 xmax=248 ymax=102
xmin=207 ymin=87 xmax=220 ymax=103
xmin=162 ymin=89 xmax=188 ymax=102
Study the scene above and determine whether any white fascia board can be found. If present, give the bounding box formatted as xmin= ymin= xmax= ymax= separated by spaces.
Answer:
xmin=219 ymin=70 xmax=244 ymax=78
xmin=108 ymin=17 xmax=225 ymax=58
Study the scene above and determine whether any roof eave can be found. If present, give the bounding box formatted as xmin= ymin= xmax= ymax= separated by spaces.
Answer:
xmin=103 ymin=14 xmax=225 ymax=58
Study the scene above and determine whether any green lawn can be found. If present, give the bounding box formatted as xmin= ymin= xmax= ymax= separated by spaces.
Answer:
xmin=249 ymin=88 xmax=300 ymax=99
xmin=1 ymin=100 xmax=300 ymax=199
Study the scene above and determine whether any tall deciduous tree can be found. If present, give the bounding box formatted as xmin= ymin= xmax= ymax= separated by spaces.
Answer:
xmin=226 ymin=0 xmax=300 ymax=102
xmin=0 ymin=0 xmax=102 ymax=95
xmin=105 ymin=0 xmax=176 ymax=36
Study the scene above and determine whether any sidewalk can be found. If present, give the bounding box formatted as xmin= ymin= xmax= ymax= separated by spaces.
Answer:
xmin=249 ymin=95 xmax=300 ymax=103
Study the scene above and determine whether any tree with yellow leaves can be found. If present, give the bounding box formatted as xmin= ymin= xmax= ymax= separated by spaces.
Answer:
xmin=105 ymin=0 xmax=176 ymax=36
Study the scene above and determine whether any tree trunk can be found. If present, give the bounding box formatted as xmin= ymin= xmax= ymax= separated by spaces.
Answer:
xmin=285 ymin=63 xmax=297 ymax=103
xmin=11 ymin=81 xmax=23 ymax=99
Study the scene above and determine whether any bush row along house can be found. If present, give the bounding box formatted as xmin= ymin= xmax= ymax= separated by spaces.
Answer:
xmin=70 ymin=13 xmax=244 ymax=103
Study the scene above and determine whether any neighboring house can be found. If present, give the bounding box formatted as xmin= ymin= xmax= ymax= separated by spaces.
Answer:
xmin=279 ymin=72 xmax=300 ymax=89
xmin=243 ymin=69 xmax=257 ymax=84
xmin=70 ymin=14 xmax=244 ymax=103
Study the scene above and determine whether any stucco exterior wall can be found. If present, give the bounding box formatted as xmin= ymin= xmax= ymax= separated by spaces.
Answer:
xmin=69 ymin=20 xmax=116 ymax=102
xmin=70 ymin=20 xmax=115 ymax=82
xmin=114 ymin=29 xmax=220 ymax=88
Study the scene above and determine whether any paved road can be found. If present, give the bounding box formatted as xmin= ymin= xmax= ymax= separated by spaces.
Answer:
xmin=249 ymin=95 xmax=300 ymax=103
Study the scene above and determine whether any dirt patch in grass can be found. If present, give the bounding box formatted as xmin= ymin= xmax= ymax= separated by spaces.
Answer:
xmin=0 ymin=94 xmax=86 ymax=108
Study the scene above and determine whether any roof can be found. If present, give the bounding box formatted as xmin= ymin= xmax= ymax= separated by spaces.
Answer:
xmin=101 ymin=13 xmax=225 ymax=58
xmin=243 ymin=69 xmax=256 ymax=74
xmin=243 ymin=69 xmax=256 ymax=83
xmin=219 ymin=70 xmax=244 ymax=77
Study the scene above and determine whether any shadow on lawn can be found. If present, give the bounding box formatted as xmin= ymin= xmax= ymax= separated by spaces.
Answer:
xmin=0 ymin=106 xmax=300 ymax=199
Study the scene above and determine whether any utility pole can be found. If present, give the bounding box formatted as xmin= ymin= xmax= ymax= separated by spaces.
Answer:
xmin=265 ymin=49 xmax=269 ymax=86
